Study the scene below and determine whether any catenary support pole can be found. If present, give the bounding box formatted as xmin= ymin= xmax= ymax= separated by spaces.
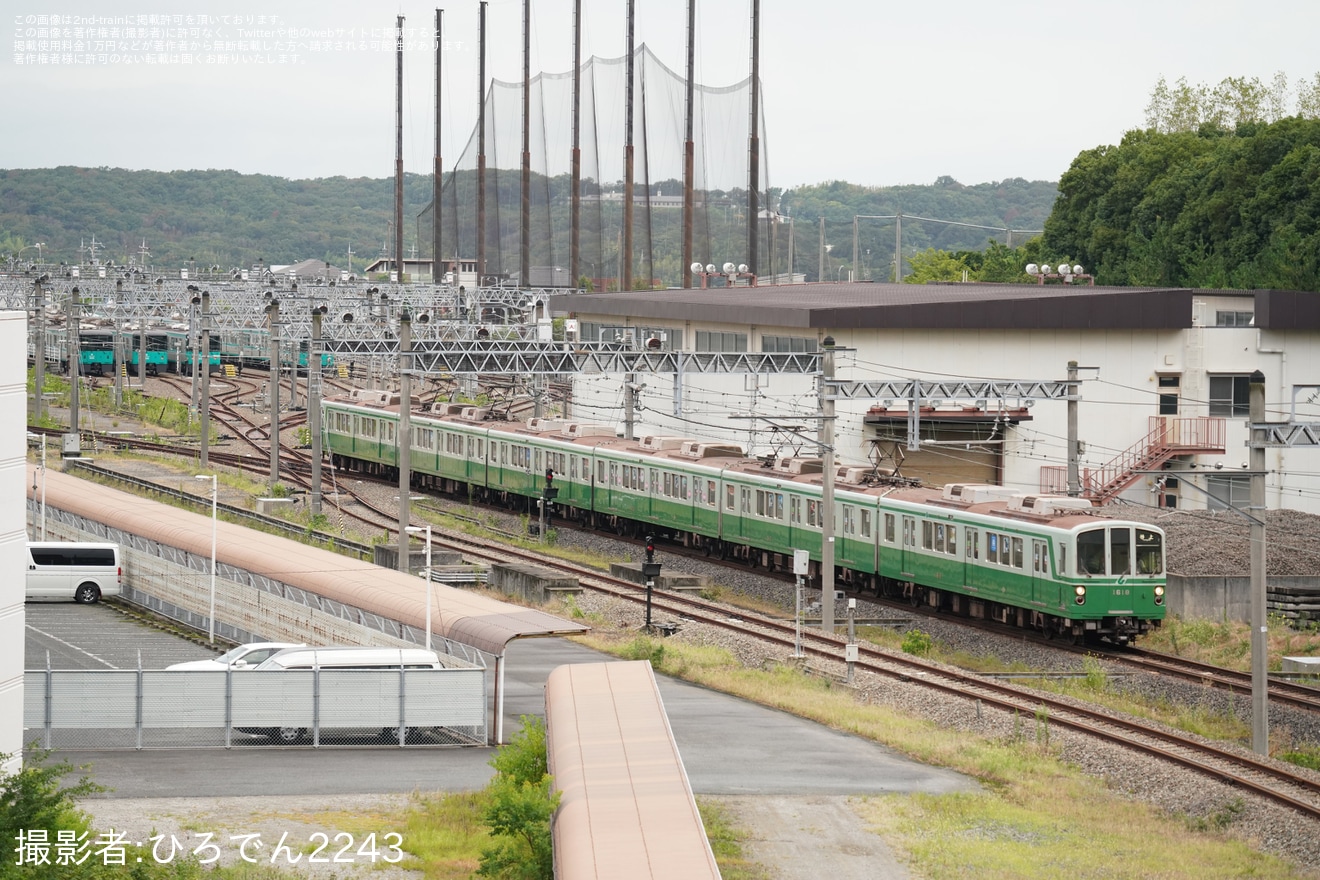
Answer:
xmin=1249 ymin=369 xmax=1269 ymax=754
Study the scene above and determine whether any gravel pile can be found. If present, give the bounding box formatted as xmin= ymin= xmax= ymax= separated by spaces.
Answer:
xmin=1117 ymin=506 xmax=1320 ymax=577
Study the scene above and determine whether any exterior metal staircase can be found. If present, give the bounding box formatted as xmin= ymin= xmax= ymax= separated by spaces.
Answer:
xmin=1041 ymin=416 xmax=1226 ymax=504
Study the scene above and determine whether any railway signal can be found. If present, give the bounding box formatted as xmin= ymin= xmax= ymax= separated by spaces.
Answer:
xmin=642 ymin=535 xmax=662 ymax=632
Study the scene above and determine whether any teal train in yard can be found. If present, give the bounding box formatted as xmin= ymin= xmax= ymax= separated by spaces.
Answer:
xmin=324 ymin=392 xmax=1167 ymax=644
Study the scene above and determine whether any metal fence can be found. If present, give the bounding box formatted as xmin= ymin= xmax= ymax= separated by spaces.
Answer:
xmin=24 ymin=667 xmax=487 ymax=749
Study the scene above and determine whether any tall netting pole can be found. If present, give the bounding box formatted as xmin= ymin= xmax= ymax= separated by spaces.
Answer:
xmin=520 ymin=0 xmax=531 ymax=287
xmin=433 ymin=9 xmax=443 ymax=282
xmin=747 ymin=0 xmax=761 ymax=276
xmin=477 ymin=2 xmax=488 ymax=284
xmin=622 ymin=0 xmax=635 ymax=293
xmin=682 ymin=0 xmax=695 ymax=288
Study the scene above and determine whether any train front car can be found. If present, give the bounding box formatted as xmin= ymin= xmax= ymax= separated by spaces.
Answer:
xmin=1065 ymin=519 xmax=1166 ymax=644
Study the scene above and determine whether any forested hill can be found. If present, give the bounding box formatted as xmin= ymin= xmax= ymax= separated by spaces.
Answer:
xmin=0 ymin=167 xmax=437 ymax=273
xmin=1043 ymin=116 xmax=1320 ymax=290
xmin=0 ymin=166 xmax=1059 ymax=274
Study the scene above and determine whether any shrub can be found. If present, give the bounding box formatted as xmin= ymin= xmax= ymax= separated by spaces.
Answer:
xmin=478 ymin=716 xmax=559 ymax=880
xmin=900 ymin=628 xmax=932 ymax=657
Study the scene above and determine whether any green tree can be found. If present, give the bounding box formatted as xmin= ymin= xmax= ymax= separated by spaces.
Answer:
xmin=0 ymin=748 xmax=102 ymax=880
xmin=904 ymin=247 xmax=970 ymax=283
xmin=478 ymin=716 xmax=559 ymax=880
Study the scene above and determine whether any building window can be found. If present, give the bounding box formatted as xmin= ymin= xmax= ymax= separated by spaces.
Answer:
xmin=761 ymin=335 xmax=818 ymax=353
xmin=695 ymin=330 xmax=748 ymax=352
xmin=1158 ymin=375 xmax=1180 ymax=416
xmin=1208 ymin=375 xmax=1250 ymax=416
xmin=1215 ymin=310 xmax=1253 ymax=327
xmin=1206 ymin=474 xmax=1250 ymax=511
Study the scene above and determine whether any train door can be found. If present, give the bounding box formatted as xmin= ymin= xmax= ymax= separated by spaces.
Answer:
xmin=1031 ymin=539 xmax=1049 ymax=604
xmin=900 ymin=516 xmax=916 ymax=576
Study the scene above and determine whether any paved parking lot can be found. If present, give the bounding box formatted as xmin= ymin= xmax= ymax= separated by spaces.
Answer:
xmin=24 ymin=602 xmax=223 ymax=670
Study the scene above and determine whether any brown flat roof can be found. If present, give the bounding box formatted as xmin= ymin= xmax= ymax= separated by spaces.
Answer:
xmin=559 ymin=282 xmax=1319 ymax=331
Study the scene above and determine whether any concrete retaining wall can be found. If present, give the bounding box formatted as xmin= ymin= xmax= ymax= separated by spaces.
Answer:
xmin=488 ymin=563 xmax=580 ymax=604
xmin=1167 ymin=574 xmax=1320 ymax=623
xmin=610 ymin=562 xmax=709 ymax=594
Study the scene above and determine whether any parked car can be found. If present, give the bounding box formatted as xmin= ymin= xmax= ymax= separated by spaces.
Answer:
xmin=166 ymin=642 xmax=305 ymax=671
xmin=25 ymin=541 xmax=122 ymax=603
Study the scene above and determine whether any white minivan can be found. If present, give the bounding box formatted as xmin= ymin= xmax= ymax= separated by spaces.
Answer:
xmin=25 ymin=542 xmax=122 ymax=603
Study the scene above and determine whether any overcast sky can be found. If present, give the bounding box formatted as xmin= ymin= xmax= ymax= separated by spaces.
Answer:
xmin=4 ymin=0 xmax=1317 ymax=188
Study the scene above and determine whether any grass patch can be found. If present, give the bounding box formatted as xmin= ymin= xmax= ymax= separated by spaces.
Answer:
xmin=572 ymin=630 xmax=1314 ymax=879
xmin=1141 ymin=614 xmax=1320 ymax=671
xmin=696 ymin=798 xmax=774 ymax=880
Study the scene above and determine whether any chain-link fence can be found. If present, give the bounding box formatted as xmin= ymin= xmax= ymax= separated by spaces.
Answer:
xmin=25 ymin=667 xmax=487 ymax=748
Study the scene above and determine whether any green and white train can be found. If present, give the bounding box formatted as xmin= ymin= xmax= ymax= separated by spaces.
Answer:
xmin=324 ymin=392 xmax=1166 ymax=643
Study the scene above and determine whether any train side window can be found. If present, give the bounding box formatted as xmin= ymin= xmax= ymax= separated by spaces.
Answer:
xmin=987 ymin=532 xmax=999 ymax=563
xmin=1012 ymin=537 xmax=1024 ymax=569
xmin=933 ymin=523 xmax=944 ymax=552
xmin=740 ymin=487 xmax=751 ymax=513
xmin=1000 ymin=535 xmax=1012 ymax=566
xmin=597 ymin=460 xmax=605 ymax=482
xmin=922 ymin=521 xmax=933 ymax=550
xmin=650 ymin=469 xmax=659 ymax=493
xmin=726 ymin=485 xmax=735 ymax=511
xmin=861 ymin=509 xmax=871 ymax=538
xmin=682 ymin=476 xmax=689 ymax=500
xmin=883 ymin=513 xmax=895 ymax=543
xmin=775 ymin=492 xmax=783 ymax=520
xmin=707 ymin=480 xmax=716 ymax=506
xmin=791 ymin=496 xmax=801 ymax=523
xmin=807 ymin=499 xmax=818 ymax=527
xmin=570 ymin=457 xmax=578 ymax=479
xmin=947 ymin=526 xmax=957 ymax=556
xmin=967 ymin=528 xmax=978 ymax=560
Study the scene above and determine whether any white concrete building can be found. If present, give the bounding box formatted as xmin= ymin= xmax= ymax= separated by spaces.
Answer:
xmin=1 ymin=310 xmax=27 ymax=774
xmin=555 ymin=282 xmax=1320 ymax=515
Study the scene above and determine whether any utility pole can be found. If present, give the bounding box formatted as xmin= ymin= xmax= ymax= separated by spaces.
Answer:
xmin=820 ymin=336 xmax=836 ymax=633
xmin=818 ymin=218 xmax=825 ymax=283
xmin=1067 ymin=360 xmax=1080 ymax=496
xmin=310 ymin=305 xmax=325 ymax=514
xmin=623 ymin=372 xmax=636 ymax=441
xmin=266 ymin=299 xmax=280 ymax=491
xmin=894 ymin=213 xmax=903 ymax=282
xmin=33 ymin=276 xmax=45 ymax=422
xmin=69 ymin=289 xmax=80 ymax=435
xmin=397 ymin=310 xmax=413 ymax=572
xmin=199 ymin=290 xmax=210 ymax=469
xmin=1249 ymin=369 xmax=1268 ymax=754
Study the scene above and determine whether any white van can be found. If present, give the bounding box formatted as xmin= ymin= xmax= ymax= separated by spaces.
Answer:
xmin=253 ymin=646 xmax=444 ymax=671
xmin=243 ymin=646 xmax=447 ymax=743
xmin=26 ymin=542 xmax=122 ymax=603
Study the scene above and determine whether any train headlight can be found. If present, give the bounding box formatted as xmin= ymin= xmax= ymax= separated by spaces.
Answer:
xmin=1074 ymin=585 xmax=1086 ymax=605
xmin=1154 ymin=585 xmax=1165 ymax=605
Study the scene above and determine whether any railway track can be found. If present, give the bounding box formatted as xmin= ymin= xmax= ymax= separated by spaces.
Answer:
xmin=37 ymin=377 xmax=1320 ymax=809
xmin=330 ymin=519 xmax=1320 ymax=822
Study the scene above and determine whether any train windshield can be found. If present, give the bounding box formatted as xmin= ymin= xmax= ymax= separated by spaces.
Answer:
xmin=1077 ymin=529 xmax=1106 ymax=575
xmin=1136 ymin=529 xmax=1163 ymax=575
